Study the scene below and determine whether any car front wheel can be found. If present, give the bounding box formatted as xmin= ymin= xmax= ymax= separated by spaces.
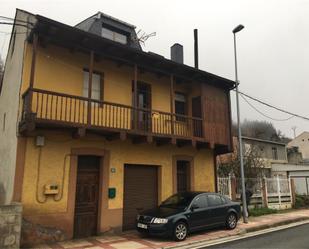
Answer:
xmin=173 ymin=222 xmax=188 ymax=241
xmin=226 ymin=213 xmax=237 ymax=230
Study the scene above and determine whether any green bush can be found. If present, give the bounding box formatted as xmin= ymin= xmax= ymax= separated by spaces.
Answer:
xmin=249 ymin=207 xmax=278 ymax=217
xmin=295 ymin=195 xmax=309 ymax=209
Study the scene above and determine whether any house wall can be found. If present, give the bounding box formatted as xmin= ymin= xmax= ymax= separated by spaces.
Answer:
xmin=0 ymin=10 xmax=35 ymax=204
xmin=288 ymin=132 xmax=309 ymax=160
xmin=242 ymin=139 xmax=287 ymax=162
xmin=19 ymin=130 xmax=215 ymax=238
xmin=202 ymin=84 xmax=231 ymax=147
xmin=21 ymin=43 xmax=202 ymax=113
xmin=20 ymin=43 xmax=210 ymax=139
xmin=217 ymin=137 xmax=288 ymax=178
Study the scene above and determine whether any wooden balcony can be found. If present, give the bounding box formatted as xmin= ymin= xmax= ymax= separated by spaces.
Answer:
xmin=20 ymin=88 xmax=210 ymax=148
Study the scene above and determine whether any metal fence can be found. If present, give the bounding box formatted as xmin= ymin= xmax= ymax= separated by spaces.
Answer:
xmin=217 ymin=177 xmax=231 ymax=198
xmin=291 ymin=177 xmax=309 ymax=195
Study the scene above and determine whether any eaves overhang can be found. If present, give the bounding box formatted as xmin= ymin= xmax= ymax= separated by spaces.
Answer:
xmin=28 ymin=14 xmax=236 ymax=90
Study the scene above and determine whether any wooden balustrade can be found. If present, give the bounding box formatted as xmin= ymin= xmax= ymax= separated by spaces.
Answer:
xmin=21 ymin=88 xmax=204 ymax=139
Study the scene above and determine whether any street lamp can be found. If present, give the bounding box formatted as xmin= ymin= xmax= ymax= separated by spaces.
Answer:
xmin=233 ymin=24 xmax=248 ymax=223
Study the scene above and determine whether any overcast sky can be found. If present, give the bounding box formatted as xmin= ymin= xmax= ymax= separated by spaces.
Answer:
xmin=1 ymin=0 xmax=308 ymax=138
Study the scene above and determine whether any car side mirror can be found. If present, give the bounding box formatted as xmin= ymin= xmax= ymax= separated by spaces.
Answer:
xmin=190 ymin=204 xmax=199 ymax=211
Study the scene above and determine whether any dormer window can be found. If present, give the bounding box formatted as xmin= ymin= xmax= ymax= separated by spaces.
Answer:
xmin=102 ymin=27 xmax=127 ymax=45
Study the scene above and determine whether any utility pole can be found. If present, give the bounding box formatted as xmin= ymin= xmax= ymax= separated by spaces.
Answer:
xmin=233 ymin=24 xmax=248 ymax=223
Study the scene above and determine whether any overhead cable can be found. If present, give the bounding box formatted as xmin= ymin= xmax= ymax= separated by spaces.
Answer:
xmin=240 ymin=93 xmax=295 ymax=121
xmin=238 ymin=90 xmax=309 ymax=121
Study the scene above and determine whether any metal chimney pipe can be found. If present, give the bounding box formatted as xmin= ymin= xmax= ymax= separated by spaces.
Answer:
xmin=194 ymin=29 xmax=199 ymax=69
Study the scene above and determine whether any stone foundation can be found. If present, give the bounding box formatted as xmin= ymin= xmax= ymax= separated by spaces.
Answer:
xmin=0 ymin=202 xmax=22 ymax=249
xmin=21 ymin=219 xmax=66 ymax=247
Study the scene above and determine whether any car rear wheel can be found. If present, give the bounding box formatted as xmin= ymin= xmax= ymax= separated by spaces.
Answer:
xmin=226 ymin=213 xmax=237 ymax=230
xmin=173 ymin=222 xmax=188 ymax=241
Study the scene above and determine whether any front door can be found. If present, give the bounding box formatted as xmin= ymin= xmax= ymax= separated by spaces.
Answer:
xmin=74 ymin=156 xmax=100 ymax=238
xmin=177 ymin=160 xmax=190 ymax=193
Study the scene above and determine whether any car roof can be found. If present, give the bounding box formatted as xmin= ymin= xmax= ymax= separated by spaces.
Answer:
xmin=178 ymin=191 xmax=219 ymax=198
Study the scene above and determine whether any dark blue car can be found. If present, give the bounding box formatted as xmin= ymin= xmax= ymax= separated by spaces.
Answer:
xmin=136 ymin=192 xmax=241 ymax=241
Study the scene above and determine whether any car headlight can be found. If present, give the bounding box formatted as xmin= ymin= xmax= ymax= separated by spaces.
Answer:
xmin=152 ymin=218 xmax=168 ymax=224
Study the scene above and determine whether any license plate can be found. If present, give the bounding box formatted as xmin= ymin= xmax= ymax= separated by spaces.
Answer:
xmin=137 ymin=223 xmax=147 ymax=229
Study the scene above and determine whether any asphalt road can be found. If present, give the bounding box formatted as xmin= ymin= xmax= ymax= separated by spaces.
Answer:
xmin=206 ymin=223 xmax=309 ymax=249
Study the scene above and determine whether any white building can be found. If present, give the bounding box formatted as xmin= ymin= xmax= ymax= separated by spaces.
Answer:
xmin=288 ymin=132 xmax=309 ymax=160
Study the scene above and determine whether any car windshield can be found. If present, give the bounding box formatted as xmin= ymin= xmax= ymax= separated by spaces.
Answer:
xmin=160 ymin=193 xmax=194 ymax=209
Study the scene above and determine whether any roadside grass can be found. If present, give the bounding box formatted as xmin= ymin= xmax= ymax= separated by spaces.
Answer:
xmin=295 ymin=195 xmax=309 ymax=209
xmin=249 ymin=207 xmax=278 ymax=217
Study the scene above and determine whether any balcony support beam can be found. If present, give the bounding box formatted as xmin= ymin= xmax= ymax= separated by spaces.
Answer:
xmin=27 ymin=33 xmax=38 ymax=115
xmin=29 ymin=34 xmax=38 ymax=89
xmin=72 ymin=127 xmax=86 ymax=139
xmin=87 ymin=51 xmax=94 ymax=125
xmin=132 ymin=135 xmax=153 ymax=144
xmin=133 ymin=64 xmax=138 ymax=130
xmin=176 ymin=139 xmax=192 ymax=148
xmin=196 ymin=141 xmax=210 ymax=150
xmin=155 ymin=137 xmax=172 ymax=147
xmin=170 ymin=74 xmax=175 ymax=135
xmin=105 ymin=131 xmax=127 ymax=141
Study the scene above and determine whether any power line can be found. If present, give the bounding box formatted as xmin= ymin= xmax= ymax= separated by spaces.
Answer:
xmin=0 ymin=16 xmax=34 ymax=25
xmin=238 ymin=90 xmax=309 ymax=121
xmin=0 ymin=30 xmax=28 ymax=35
xmin=240 ymin=93 xmax=295 ymax=121
xmin=0 ymin=22 xmax=31 ymax=28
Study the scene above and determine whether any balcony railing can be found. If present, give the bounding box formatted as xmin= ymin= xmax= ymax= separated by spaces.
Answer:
xmin=21 ymin=88 xmax=204 ymax=139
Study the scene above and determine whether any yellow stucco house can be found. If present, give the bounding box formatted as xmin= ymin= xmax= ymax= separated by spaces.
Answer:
xmin=0 ymin=9 xmax=235 ymax=242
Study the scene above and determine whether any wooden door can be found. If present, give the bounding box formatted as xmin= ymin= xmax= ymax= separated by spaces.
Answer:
xmin=123 ymin=164 xmax=158 ymax=230
xmin=134 ymin=82 xmax=152 ymax=132
xmin=177 ymin=160 xmax=190 ymax=193
xmin=74 ymin=156 xmax=100 ymax=238
xmin=192 ymin=96 xmax=203 ymax=137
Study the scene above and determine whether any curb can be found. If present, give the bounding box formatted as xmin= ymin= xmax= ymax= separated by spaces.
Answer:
xmin=163 ymin=216 xmax=309 ymax=249
xmin=243 ymin=216 xmax=309 ymax=233
xmin=162 ymin=230 xmax=244 ymax=249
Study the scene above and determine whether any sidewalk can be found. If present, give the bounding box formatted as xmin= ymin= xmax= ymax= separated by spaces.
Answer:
xmin=34 ymin=209 xmax=309 ymax=249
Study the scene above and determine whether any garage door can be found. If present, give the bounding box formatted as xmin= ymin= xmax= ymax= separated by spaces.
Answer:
xmin=123 ymin=164 xmax=158 ymax=230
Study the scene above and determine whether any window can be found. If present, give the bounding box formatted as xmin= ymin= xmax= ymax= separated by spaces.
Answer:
xmin=220 ymin=196 xmax=229 ymax=204
xmin=160 ymin=193 xmax=195 ymax=208
xmin=207 ymin=194 xmax=223 ymax=207
xmin=102 ymin=27 xmax=127 ymax=45
xmin=83 ymin=71 xmax=103 ymax=101
xmin=192 ymin=195 xmax=207 ymax=209
xmin=272 ymin=147 xmax=278 ymax=160
xmin=175 ymin=92 xmax=186 ymax=121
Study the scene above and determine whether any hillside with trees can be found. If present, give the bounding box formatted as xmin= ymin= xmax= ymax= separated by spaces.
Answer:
xmin=232 ymin=119 xmax=291 ymax=143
